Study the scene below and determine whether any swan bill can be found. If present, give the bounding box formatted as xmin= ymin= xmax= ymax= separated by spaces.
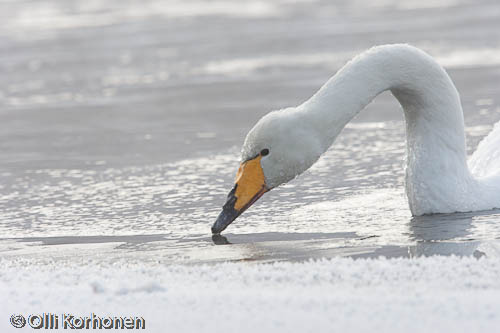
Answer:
xmin=211 ymin=155 xmax=269 ymax=234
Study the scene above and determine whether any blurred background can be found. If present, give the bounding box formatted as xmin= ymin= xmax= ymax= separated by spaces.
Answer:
xmin=2 ymin=0 xmax=500 ymax=168
xmin=1 ymin=0 xmax=500 ymax=259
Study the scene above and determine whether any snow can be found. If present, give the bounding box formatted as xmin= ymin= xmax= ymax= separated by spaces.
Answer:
xmin=1 ymin=256 xmax=500 ymax=332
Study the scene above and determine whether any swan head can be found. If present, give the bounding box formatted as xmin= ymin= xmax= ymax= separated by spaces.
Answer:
xmin=211 ymin=107 xmax=324 ymax=234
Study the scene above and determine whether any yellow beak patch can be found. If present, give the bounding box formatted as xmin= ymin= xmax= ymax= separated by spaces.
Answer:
xmin=211 ymin=154 xmax=269 ymax=234
xmin=234 ymin=155 xmax=267 ymax=211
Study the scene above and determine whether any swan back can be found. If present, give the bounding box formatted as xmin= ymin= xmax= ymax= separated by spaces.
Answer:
xmin=469 ymin=121 xmax=500 ymax=179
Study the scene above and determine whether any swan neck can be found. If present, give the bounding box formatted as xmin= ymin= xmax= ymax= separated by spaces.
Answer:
xmin=299 ymin=44 xmax=474 ymax=215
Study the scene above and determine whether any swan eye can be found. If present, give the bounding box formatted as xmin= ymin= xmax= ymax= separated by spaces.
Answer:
xmin=260 ymin=148 xmax=269 ymax=156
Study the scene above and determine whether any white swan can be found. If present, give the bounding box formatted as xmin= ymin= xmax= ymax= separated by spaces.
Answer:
xmin=212 ymin=44 xmax=500 ymax=234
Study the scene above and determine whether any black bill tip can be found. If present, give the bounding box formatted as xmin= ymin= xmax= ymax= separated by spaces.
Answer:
xmin=211 ymin=202 xmax=240 ymax=234
xmin=211 ymin=183 xmax=268 ymax=235
xmin=211 ymin=185 xmax=240 ymax=234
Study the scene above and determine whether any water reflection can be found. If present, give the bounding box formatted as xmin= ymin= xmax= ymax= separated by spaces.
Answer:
xmin=208 ymin=210 xmax=500 ymax=260
xmin=408 ymin=209 xmax=500 ymax=257
xmin=2 ymin=212 xmax=500 ymax=263
xmin=211 ymin=231 xmax=358 ymax=245
xmin=212 ymin=234 xmax=231 ymax=245
xmin=409 ymin=213 xmax=476 ymax=242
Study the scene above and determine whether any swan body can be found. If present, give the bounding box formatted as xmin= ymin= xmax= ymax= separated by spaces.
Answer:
xmin=212 ymin=44 xmax=500 ymax=234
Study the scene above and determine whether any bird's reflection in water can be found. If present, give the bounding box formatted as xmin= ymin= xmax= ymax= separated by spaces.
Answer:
xmin=212 ymin=234 xmax=231 ymax=245
xmin=408 ymin=209 xmax=500 ymax=257
xmin=210 ymin=231 xmax=357 ymax=246
xmin=409 ymin=213 xmax=474 ymax=242
xmin=208 ymin=210 xmax=500 ymax=260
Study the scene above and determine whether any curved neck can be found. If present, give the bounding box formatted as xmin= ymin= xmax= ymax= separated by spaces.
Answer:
xmin=299 ymin=44 xmax=473 ymax=215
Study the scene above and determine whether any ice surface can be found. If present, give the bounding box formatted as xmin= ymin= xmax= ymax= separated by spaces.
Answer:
xmin=1 ymin=256 xmax=500 ymax=332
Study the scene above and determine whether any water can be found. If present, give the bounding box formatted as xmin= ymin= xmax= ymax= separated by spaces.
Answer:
xmin=1 ymin=0 xmax=500 ymax=263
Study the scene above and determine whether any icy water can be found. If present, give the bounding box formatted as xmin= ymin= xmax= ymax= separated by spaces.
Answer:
xmin=2 ymin=0 xmax=500 ymax=263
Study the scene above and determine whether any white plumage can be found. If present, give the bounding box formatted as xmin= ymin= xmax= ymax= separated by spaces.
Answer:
xmin=242 ymin=44 xmax=500 ymax=216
